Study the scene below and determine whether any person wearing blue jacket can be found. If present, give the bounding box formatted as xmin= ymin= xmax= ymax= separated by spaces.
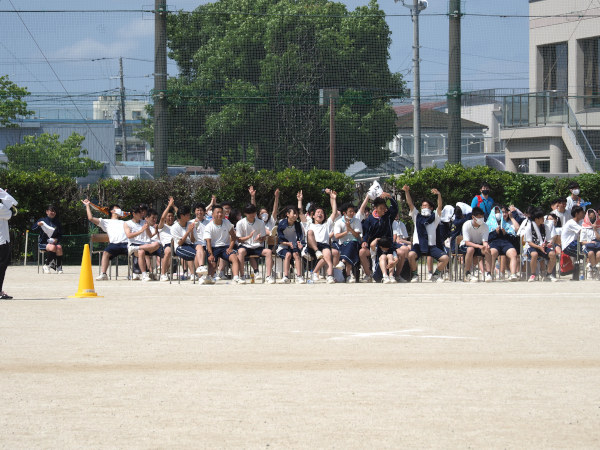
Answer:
xmin=276 ymin=205 xmax=306 ymax=284
xmin=360 ymin=192 xmax=398 ymax=282
xmin=471 ymin=182 xmax=494 ymax=220
xmin=33 ymin=205 xmax=64 ymax=274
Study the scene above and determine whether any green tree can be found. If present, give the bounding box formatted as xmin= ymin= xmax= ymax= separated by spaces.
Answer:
xmin=4 ymin=133 xmax=104 ymax=178
xmin=0 ymin=75 xmax=32 ymax=127
xmin=164 ymin=0 xmax=406 ymax=171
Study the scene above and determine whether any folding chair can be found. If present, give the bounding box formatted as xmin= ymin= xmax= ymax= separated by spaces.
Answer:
xmin=90 ymin=233 xmax=121 ymax=280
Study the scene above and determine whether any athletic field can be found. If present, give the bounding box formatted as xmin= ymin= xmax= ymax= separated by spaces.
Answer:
xmin=1 ymin=266 xmax=599 ymax=448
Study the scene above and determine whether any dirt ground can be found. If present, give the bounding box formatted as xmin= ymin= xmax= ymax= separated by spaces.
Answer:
xmin=1 ymin=265 xmax=599 ymax=449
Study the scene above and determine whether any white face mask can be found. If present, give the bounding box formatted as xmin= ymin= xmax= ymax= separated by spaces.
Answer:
xmin=495 ymin=213 xmax=502 ymax=221
xmin=113 ymin=208 xmax=123 ymax=216
xmin=421 ymin=208 xmax=432 ymax=217
xmin=260 ymin=213 xmax=269 ymax=222
xmin=475 ymin=217 xmax=485 ymax=226
xmin=572 ymin=189 xmax=580 ymax=196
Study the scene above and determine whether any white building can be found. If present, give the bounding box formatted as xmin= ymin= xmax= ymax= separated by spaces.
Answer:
xmin=501 ymin=0 xmax=600 ymax=174
xmin=93 ymin=96 xmax=151 ymax=162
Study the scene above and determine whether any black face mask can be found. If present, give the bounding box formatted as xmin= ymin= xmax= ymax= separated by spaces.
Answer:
xmin=481 ymin=190 xmax=490 ymax=196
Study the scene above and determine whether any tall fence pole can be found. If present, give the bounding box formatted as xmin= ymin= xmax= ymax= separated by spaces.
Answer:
xmin=447 ymin=0 xmax=462 ymax=165
xmin=154 ymin=0 xmax=168 ymax=178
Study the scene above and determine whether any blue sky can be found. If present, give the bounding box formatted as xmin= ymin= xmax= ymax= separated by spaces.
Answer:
xmin=0 ymin=0 xmax=529 ymax=110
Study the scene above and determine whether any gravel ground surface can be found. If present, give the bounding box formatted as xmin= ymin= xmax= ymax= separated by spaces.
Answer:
xmin=1 ymin=266 xmax=599 ymax=449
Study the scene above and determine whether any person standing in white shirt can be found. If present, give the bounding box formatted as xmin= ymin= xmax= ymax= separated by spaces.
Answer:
xmin=0 ymin=188 xmax=17 ymax=299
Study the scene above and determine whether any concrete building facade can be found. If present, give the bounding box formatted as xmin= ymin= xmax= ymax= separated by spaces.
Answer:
xmin=501 ymin=0 xmax=600 ymax=174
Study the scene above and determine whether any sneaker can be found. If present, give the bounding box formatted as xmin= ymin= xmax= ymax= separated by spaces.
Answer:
xmin=509 ymin=273 xmax=519 ymax=282
xmin=296 ymin=276 xmax=306 ymax=284
xmin=301 ymin=247 xmax=313 ymax=261
xmin=42 ymin=265 xmax=51 ymax=274
xmin=548 ymin=274 xmax=558 ymax=282
xmin=199 ymin=275 xmax=212 ymax=285
xmin=528 ymin=275 xmax=536 ymax=282
xmin=335 ymin=261 xmax=344 ymax=270
xmin=160 ymin=274 xmax=170 ymax=282
xmin=281 ymin=276 xmax=291 ymax=284
xmin=362 ymin=274 xmax=373 ymax=283
xmin=311 ymin=272 xmax=321 ymax=282
xmin=196 ymin=265 xmax=208 ymax=275
xmin=485 ymin=273 xmax=493 ymax=283
xmin=49 ymin=260 xmax=57 ymax=271
xmin=234 ymin=276 xmax=246 ymax=284
xmin=410 ymin=273 xmax=419 ymax=283
xmin=315 ymin=250 xmax=323 ymax=260
xmin=142 ymin=272 xmax=152 ymax=282
xmin=347 ymin=274 xmax=356 ymax=283
xmin=430 ymin=273 xmax=439 ymax=283
xmin=326 ymin=275 xmax=335 ymax=284
xmin=132 ymin=273 xmax=141 ymax=281
xmin=382 ymin=276 xmax=391 ymax=284
xmin=96 ymin=273 xmax=108 ymax=281
xmin=266 ymin=275 xmax=275 ymax=284
xmin=427 ymin=272 xmax=433 ymax=281
xmin=57 ymin=266 xmax=64 ymax=274
xmin=470 ymin=274 xmax=479 ymax=283
xmin=389 ymin=276 xmax=397 ymax=284
xmin=0 ymin=292 xmax=13 ymax=300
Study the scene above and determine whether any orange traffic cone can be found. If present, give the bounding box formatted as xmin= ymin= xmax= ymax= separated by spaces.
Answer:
xmin=69 ymin=244 xmax=102 ymax=298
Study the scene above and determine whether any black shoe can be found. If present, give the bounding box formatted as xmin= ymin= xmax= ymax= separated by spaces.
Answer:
xmin=0 ymin=292 xmax=13 ymax=299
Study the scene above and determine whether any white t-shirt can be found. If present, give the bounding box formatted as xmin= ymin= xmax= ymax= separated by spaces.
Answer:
xmin=125 ymin=219 xmax=149 ymax=245
xmin=236 ymin=217 xmax=267 ymax=249
xmin=393 ymin=220 xmax=409 ymax=240
xmin=171 ymin=221 xmax=192 ymax=249
xmin=148 ymin=225 xmax=161 ymax=243
xmin=523 ymin=221 xmax=553 ymax=250
xmin=410 ymin=209 xmax=441 ymax=246
xmin=204 ymin=219 xmax=234 ymax=248
xmin=561 ymin=219 xmax=582 ymax=249
xmin=191 ymin=218 xmax=211 ymax=246
xmin=460 ymin=220 xmax=489 ymax=246
xmin=334 ymin=217 xmax=362 ymax=245
xmin=158 ymin=223 xmax=173 ymax=246
xmin=98 ymin=218 xmax=127 ymax=244
xmin=309 ymin=218 xmax=334 ymax=244
xmin=580 ymin=227 xmax=597 ymax=243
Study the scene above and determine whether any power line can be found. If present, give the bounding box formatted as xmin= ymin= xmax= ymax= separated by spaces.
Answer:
xmin=6 ymin=0 xmax=123 ymax=175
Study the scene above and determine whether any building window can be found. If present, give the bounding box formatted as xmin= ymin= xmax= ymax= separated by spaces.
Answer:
xmin=539 ymin=42 xmax=568 ymax=92
xmin=132 ymin=110 xmax=142 ymax=120
xmin=461 ymin=138 xmax=484 ymax=154
xmin=537 ymin=160 xmax=550 ymax=173
xmin=581 ymin=37 xmax=600 ymax=108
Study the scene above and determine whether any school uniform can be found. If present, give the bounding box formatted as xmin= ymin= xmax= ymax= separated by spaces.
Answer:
xmin=171 ymin=221 xmax=195 ymax=261
xmin=204 ymin=219 xmax=236 ymax=262
xmin=459 ymin=220 xmax=489 ymax=257
xmin=0 ymin=198 xmax=14 ymax=293
xmin=236 ymin=217 xmax=267 ymax=257
xmin=97 ymin=218 xmax=128 ymax=257
xmin=561 ymin=219 xmax=583 ymax=257
xmin=276 ymin=219 xmax=304 ymax=258
xmin=334 ymin=217 xmax=362 ymax=266
xmin=523 ymin=221 xmax=554 ymax=260
xmin=362 ymin=198 xmax=398 ymax=245
xmin=410 ymin=208 xmax=446 ymax=260
xmin=33 ymin=216 xmax=62 ymax=250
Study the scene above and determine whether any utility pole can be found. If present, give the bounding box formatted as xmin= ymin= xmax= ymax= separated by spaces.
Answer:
xmin=119 ymin=57 xmax=128 ymax=162
xmin=154 ymin=0 xmax=168 ymax=178
xmin=397 ymin=0 xmax=427 ymax=171
xmin=447 ymin=0 xmax=462 ymax=164
xmin=329 ymin=97 xmax=335 ymax=171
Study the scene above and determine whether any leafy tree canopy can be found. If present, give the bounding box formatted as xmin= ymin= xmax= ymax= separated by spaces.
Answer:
xmin=0 ymin=75 xmax=32 ymax=127
xmin=163 ymin=0 xmax=406 ymax=171
xmin=4 ymin=133 xmax=104 ymax=178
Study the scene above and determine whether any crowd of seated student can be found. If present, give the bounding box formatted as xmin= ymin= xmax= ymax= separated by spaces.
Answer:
xmin=78 ymin=180 xmax=598 ymax=284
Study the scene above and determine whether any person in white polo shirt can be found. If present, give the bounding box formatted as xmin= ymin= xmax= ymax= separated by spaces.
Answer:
xmin=204 ymin=204 xmax=244 ymax=284
xmin=459 ymin=206 xmax=492 ymax=282
xmin=84 ymin=199 xmax=128 ymax=281
xmin=124 ymin=205 xmax=159 ymax=282
xmin=236 ymin=203 xmax=274 ymax=284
